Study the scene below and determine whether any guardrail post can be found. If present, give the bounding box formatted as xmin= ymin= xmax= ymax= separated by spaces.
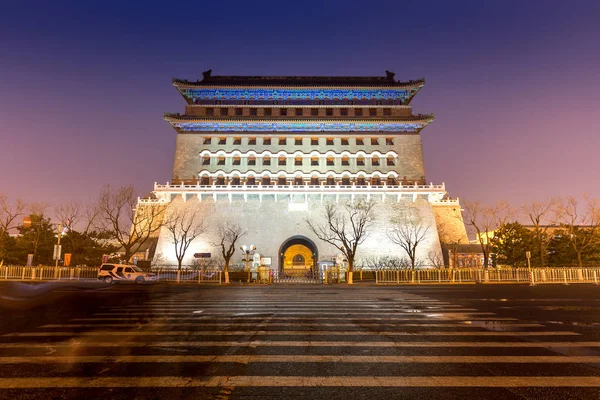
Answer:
xmin=22 ymin=268 xmax=26 ymax=280
xmin=411 ymin=270 xmax=415 ymax=284
xmin=577 ymin=269 xmax=583 ymax=281
xmin=484 ymin=270 xmax=489 ymax=283
xmin=69 ymin=268 xmax=74 ymax=280
xmin=563 ymin=270 xmax=569 ymax=285
xmin=4 ymin=267 xmax=7 ymax=280
xmin=177 ymin=270 xmax=180 ymax=283
xmin=594 ymin=271 xmax=598 ymax=285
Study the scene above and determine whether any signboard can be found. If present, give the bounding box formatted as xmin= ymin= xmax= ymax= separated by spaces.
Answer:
xmin=53 ymin=245 xmax=62 ymax=261
xmin=26 ymin=254 xmax=33 ymax=266
xmin=260 ymin=257 xmax=272 ymax=266
xmin=525 ymin=251 xmax=531 ymax=259
xmin=194 ymin=252 xmax=212 ymax=258
xmin=64 ymin=253 xmax=72 ymax=267
xmin=102 ymin=255 xmax=109 ymax=263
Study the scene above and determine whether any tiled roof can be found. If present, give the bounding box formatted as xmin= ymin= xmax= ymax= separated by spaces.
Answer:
xmin=173 ymin=70 xmax=425 ymax=88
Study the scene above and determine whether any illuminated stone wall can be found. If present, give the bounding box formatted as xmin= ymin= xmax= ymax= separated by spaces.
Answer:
xmin=152 ymin=196 xmax=442 ymax=270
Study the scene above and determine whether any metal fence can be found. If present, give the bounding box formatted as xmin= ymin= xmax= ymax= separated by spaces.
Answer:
xmin=151 ymin=269 xmax=222 ymax=283
xmin=375 ymin=267 xmax=600 ymax=285
xmin=0 ymin=265 xmax=99 ymax=281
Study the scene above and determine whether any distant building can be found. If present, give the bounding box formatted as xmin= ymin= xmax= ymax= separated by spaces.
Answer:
xmin=145 ymin=70 xmax=468 ymax=270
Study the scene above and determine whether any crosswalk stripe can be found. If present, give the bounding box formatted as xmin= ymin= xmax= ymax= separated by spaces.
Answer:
xmin=0 ymin=376 xmax=599 ymax=388
xmin=1 ymin=341 xmax=598 ymax=348
xmin=4 ymin=330 xmax=579 ymax=337
xmin=107 ymin=307 xmax=479 ymax=312
xmin=41 ymin=323 xmax=545 ymax=328
xmin=70 ymin=316 xmax=520 ymax=321
xmin=0 ymin=355 xmax=598 ymax=363
xmin=91 ymin=312 xmax=497 ymax=316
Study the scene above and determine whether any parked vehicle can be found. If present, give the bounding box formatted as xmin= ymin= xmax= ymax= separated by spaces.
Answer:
xmin=97 ymin=263 xmax=157 ymax=284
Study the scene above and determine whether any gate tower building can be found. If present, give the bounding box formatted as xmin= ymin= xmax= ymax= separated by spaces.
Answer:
xmin=150 ymin=70 xmax=468 ymax=272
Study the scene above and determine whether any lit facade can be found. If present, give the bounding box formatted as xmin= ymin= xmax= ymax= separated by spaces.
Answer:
xmin=150 ymin=71 xmax=467 ymax=271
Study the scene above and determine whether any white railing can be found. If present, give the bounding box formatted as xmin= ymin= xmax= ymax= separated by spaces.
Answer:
xmin=154 ymin=182 xmax=446 ymax=192
xmin=375 ymin=267 xmax=600 ymax=285
xmin=151 ymin=269 xmax=222 ymax=284
xmin=0 ymin=266 xmax=99 ymax=281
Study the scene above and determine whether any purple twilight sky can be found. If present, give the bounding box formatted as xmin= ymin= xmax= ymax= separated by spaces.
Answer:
xmin=1 ymin=0 xmax=599 ymax=211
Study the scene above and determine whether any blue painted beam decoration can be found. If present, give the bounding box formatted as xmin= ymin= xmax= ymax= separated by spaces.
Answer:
xmin=177 ymin=87 xmax=417 ymax=102
xmin=166 ymin=120 xmax=428 ymax=132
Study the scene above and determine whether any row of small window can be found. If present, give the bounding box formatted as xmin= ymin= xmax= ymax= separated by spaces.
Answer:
xmin=196 ymin=99 xmax=402 ymax=106
xmin=204 ymin=107 xmax=393 ymax=117
xmin=198 ymin=176 xmax=402 ymax=186
xmin=202 ymin=156 xmax=396 ymax=167
xmin=203 ymin=137 xmax=395 ymax=146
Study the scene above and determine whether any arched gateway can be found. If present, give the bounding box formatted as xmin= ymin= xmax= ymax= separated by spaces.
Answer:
xmin=279 ymin=236 xmax=318 ymax=274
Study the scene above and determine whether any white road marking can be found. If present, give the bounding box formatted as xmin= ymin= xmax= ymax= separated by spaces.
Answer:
xmin=0 ymin=376 xmax=599 ymax=388
xmin=4 ymin=330 xmax=580 ymax=337
xmin=0 ymin=341 xmax=598 ymax=348
xmin=41 ymin=323 xmax=545 ymax=328
xmin=0 ymin=355 xmax=598 ymax=364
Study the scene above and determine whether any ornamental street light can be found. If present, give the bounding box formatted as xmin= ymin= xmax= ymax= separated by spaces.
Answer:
xmin=53 ymin=223 xmax=65 ymax=269
xmin=240 ymin=245 xmax=256 ymax=283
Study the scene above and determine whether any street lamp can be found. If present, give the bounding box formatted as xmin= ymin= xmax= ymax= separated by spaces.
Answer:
xmin=240 ymin=245 xmax=256 ymax=283
xmin=53 ymin=223 xmax=66 ymax=269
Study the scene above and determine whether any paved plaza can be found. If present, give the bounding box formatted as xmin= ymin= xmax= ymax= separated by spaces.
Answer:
xmin=0 ymin=283 xmax=599 ymax=399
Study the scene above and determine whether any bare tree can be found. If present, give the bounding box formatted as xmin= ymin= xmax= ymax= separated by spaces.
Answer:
xmin=388 ymin=203 xmax=431 ymax=270
xmin=82 ymin=203 xmax=101 ymax=235
xmin=521 ymin=197 xmax=560 ymax=267
xmin=0 ymin=194 xmax=26 ymax=234
xmin=557 ymin=195 xmax=600 ymax=268
xmin=428 ymin=250 xmax=445 ymax=268
xmin=213 ymin=222 xmax=246 ymax=284
xmin=96 ymin=185 xmax=165 ymax=263
xmin=307 ymin=199 xmax=375 ymax=284
xmin=163 ymin=203 xmax=206 ymax=270
xmin=462 ymin=200 xmax=513 ymax=268
xmin=0 ymin=194 xmax=26 ymax=261
xmin=436 ymin=213 xmax=465 ymax=268
xmin=362 ymin=255 xmax=405 ymax=270
xmin=55 ymin=201 xmax=82 ymax=232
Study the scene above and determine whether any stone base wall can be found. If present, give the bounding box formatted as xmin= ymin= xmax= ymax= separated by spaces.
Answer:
xmin=153 ymin=196 xmax=442 ymax=270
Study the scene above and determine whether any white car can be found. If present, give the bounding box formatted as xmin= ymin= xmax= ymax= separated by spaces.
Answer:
xmin=98 ymin=264 xmax=157 ymax=284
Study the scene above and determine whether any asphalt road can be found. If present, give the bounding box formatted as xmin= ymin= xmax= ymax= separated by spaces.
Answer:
xmin=0 ymin=281 xmax=599 ymax=399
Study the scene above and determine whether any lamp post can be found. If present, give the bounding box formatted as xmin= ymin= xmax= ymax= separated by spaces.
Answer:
xmin=240 ymin=245 xmax=256 ymax=283
xmin=54 ymin=223 xmax=64 ymax=269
